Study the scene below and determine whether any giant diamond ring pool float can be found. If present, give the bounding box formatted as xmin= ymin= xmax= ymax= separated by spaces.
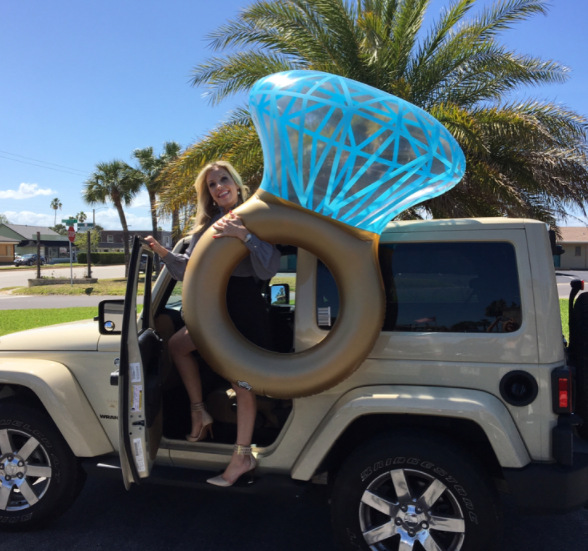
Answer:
xmin=183 ymin=71 xmax=465 ymax=398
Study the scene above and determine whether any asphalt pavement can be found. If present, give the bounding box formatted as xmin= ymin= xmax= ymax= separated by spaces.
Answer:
xmin=0 ymin=471 xmax=585 ymax=551
xmin=557 ymin=270 xmax=588 ymax=299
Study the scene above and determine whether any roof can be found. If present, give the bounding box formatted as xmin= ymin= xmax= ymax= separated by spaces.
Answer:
xmin=0 ymin=223 xmax=66 ymax=242
xmin=558 ymin=227 xmax=588 ymax=243
xmin=383 ymin=217 xmax=542 ymax=234
xmin=0 ymin=236 xmax=19 ymax=243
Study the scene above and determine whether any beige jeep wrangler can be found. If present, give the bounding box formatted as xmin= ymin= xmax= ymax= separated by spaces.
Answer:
xmin=0 ymin=218 xmax=587 ymax=551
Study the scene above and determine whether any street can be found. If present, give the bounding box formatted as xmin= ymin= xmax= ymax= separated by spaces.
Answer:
xmin=557 ymin=270 xmax=588 ymax=299
xmin=0 ymin=264 xmax=126 ymax=310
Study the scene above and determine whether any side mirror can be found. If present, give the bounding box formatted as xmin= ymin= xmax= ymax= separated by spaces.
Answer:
xmin=98 ymin=300 xmax=125 ymax=335
xmin=270 ymin=283 xmax=290 ymax=305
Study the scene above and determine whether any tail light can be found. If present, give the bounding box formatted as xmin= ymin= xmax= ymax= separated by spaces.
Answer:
xmin=551 ymin=367 xmax=573 ymax=414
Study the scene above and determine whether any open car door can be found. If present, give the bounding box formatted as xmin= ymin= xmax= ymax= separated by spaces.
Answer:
xmin=118 ymin=236 xmax=162 ymax=488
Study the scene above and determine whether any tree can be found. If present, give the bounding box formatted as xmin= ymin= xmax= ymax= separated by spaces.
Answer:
xmin=0 ymin=213 xmax=9 ymax=225
xmin=50 ymin=224 xmax=68 ymax=237
xmin=83 ymin=160 xmax=142 ymax=273
xmin=76 ymin=212 xmax=88 ymax=224
xmin=133 ymin=142 xmax=182 ymax=246
xmin=50 ymin=198 xmax=62 ymax=225
xmin=74 ymin=225 xmax=103 ymax=252
xmin=161 ymin=0 xmax=588 ymax=229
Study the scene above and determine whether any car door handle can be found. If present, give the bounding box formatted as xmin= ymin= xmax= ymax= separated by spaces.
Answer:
xmin=110 ymin=369 xmax=119 ymax=386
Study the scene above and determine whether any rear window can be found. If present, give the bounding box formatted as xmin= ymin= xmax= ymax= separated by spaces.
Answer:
xmin=317 ymin=242 xmax=522 ymax=333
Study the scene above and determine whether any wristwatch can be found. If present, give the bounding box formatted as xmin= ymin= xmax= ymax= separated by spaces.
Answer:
xmin=243 ymin=233 xmax=252 ymax=244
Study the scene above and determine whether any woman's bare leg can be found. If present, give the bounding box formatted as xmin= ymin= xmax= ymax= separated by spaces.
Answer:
xmin=169 ymin=327 xmax=207 ymax=438
xmin=219 ymin=385 xmax=257 ymax=483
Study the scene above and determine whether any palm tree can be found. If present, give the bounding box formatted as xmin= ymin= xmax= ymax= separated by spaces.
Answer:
xmin=83 ymin=160 xmax=142 ymax=273
xmin=133 ymin=142 xmax=182 ymax=246
xmin=161 ymin=142 xmax=184 ymax=244
xmin=50 ymin=197 xmax=62 ymax=225
xmin=161 ymin=0 xmax=588 ymax=229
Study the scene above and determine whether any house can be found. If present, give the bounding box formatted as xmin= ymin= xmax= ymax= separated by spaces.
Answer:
xmin=0 ymin=235 xmax=19 ymax=264
xmin=96 ymin=230 xmax=173 ymax=253
xmin=0 ymin=224 xmax=70 ymax=262
xmin=557 ymin=227 xmax=588 ymax=269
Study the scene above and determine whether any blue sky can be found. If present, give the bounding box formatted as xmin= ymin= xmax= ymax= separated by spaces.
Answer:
xmin=1 ymin=0 xmax=586 ymax=230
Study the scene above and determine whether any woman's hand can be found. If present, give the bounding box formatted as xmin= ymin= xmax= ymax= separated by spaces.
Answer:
xmin=212 ymin=211 xmax=249 ymax=242
xmin=144 ymin=235 xmax=169 ymax=258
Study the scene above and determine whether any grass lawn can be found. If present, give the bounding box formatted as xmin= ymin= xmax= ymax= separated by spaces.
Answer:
xmin=560 ymin=298 xmax=570 ymax=342
xmin=0 ymin=307 xmax=98 ymax=337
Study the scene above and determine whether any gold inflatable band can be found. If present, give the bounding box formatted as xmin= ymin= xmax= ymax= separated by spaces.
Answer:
xmin=182 ymin=191 xmax=385 ymax=398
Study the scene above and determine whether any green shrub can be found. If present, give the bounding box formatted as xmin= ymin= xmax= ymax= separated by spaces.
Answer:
xmin=78 ymin=252 xmax=125 ymax=265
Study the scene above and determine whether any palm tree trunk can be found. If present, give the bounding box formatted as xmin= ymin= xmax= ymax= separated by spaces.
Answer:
xmin=148 ymin=190 xmax=161 ymax=273
xmin=171 ymin=208 xmax=181 ymax=244
xmin=114 ymin=201 xmax=131 ymax=277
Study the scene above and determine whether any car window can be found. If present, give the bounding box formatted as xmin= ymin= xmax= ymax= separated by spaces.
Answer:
xmin=162 ymin=246 xmax=297 ymax=313
xmin=316 ymin=261 xmax=339 ymax=328
xmin=317 ymin=242 xmax=522 ymax=333
xmin=166 ymin=280 xmax=183 ymax=312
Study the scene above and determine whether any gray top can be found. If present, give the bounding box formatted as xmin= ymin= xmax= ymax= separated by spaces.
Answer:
xmin=162 ymin=214 xmax=280 ymax=282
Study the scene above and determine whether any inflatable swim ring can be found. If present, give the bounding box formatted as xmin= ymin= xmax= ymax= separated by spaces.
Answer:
xmin=183 ymin=70 xmax=465 ymax=398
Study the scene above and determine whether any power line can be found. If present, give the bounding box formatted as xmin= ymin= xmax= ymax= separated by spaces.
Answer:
xmin=0 ymin=149 xmax=89 ymax=176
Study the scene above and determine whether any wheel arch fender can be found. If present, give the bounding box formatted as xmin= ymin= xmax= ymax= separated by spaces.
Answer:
xmin=291 ymin=385 xmax=530 ymax=481
xmin=0 ymin=359 xmax=113 ymax=457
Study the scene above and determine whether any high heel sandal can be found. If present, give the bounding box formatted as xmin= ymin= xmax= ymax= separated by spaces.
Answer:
xmin=186 ymin=402 xmax=213 ymax=442
xmin=206 ymin=444 xmax=257 ymax=487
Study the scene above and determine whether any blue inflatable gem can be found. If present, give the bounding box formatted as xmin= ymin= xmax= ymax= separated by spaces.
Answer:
xmin=249 ymin=71 xmax=466 ymax=235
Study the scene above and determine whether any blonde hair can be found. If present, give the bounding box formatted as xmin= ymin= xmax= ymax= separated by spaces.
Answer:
xmin=192 ymin=161 xmax=250 ymax=234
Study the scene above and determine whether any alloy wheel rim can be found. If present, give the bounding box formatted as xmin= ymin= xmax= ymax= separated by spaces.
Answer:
xmin=359 ymin=467 xmax=466 ymax=550
xmin=0 ymin=428 xmax=52 ymax=511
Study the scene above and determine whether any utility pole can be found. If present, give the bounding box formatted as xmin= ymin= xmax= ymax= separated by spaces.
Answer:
xmin=36 ymin=232 xmax=41 ymax=278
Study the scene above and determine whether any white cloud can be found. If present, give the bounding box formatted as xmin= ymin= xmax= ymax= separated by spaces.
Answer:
xmin=2 ymin=210 xmax=54 ymax=226
xmin=2 ymin=208 xmax=171 ymax=232
xmin=129 ymin=190 xmax=150 ymax=209
xmin=124 ymin=213 xmax=157 ymax=232
xmin=0 ymin=183 xmax=55 ymax=200
xmin=83 ymin=209 xmax=170 ymax=231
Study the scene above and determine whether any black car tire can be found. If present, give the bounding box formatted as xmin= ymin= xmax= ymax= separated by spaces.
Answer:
xmin=0 ymin=400 xmax=85 ymax=530
xmin=330 ymin=430 xmax=502 ymax=551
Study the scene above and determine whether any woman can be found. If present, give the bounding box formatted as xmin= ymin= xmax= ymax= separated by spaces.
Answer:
xmin=145 ymin=161 xmax=280 ymax=487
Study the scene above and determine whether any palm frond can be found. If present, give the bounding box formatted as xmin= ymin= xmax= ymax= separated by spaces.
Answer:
xmin=475 ymin=0 xmax=548 ymax=40
xmin=157 ymin=112 xmax=263 ymax=219
xmin=175 ymin=0 xmax=586 ymax=229
xmin=192 ymin=52 xmax=297 ymax=104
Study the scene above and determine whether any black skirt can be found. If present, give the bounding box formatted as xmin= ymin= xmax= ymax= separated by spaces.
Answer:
xmin=226 ymin=276 xmax=270 ymax=349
